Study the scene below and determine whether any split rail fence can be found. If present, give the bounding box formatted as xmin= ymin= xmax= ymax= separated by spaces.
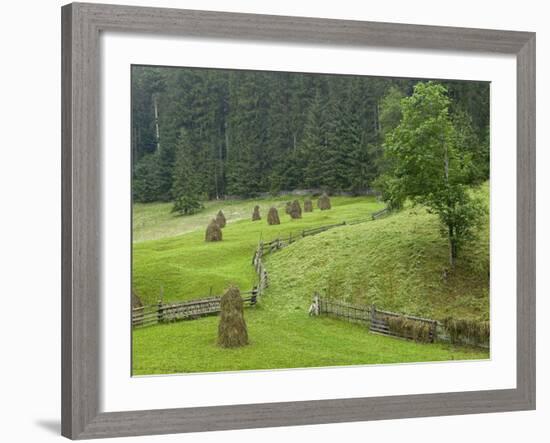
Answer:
xmin=310 ymin=294 xmax=488 ymax=347
xmin=133 ymin=208 xmax=387 ymax=330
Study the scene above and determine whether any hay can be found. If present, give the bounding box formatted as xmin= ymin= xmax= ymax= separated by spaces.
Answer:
xmin=218 ymin=286 xmax=249 ymax=348
xmin=216 ymin=210 xmax=226 ymax=228
xmin=317 ymin=193 xmax=331 ymax=210
xmin=386 ymin=315 xmax=432 ymax=343
xmin=303 ymin=198 xmax=313 ymax=212
xmin=443 ymin=318 xmax=490 ymax=345
xmin=205 ymin=219 xmax=223 ymax=242
xmin=285 ymin=201 xmax=292 ymax=214
xmin=252 ymin=205 xmax=261 ymax=221
xmin=131 ymin=290 xmax=143 ymax=308
xmin=289 ymin=200 xmax=302 ymax=219
xmin=267 ymin=207 xmax=280 ymax=225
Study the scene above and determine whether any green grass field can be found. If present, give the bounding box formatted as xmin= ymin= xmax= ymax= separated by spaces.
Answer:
xmin=132 ymin=188 xmax=490 ymax=375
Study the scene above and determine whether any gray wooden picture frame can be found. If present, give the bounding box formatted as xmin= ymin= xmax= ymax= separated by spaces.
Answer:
xmin=61 ymin=2 xmax=536 ymax=439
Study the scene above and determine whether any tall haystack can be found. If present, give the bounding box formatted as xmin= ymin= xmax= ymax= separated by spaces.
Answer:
xmin=218 ymin=286 xmax=248 ymax=348
xmin=252 ymin=205 xmax=261 ymax=221
xmin=289 ymin=200 xmax=302 ymax=219
xmin=131 ymin=290 xmax=143 ymax=309
xmin=267 ymin=207 xmax=280 ymax=225
xmin=216 ymin=210 xmax=226 ymax=228
xmin=304 ymin=198 xmax=313 ymax=212
xmin=205 ymin=219 xmax=223 ymax=242
xmin=285 ymin=201 xmax=292 ymax=214
xmin=317 ymin=193 xmax=332 ymax=210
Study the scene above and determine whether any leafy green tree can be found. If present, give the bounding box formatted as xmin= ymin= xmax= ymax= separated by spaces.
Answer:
xmin=382 ymin=82 xmax=485 ymax=267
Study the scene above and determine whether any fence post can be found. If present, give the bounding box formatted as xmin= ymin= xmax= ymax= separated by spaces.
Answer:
xmin=157 ymin=300 xmax=164 ymax=324
xmin=370 ymin=304 xmax=376 ymax=327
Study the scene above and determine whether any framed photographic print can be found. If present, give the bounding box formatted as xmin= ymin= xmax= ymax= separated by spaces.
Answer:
xmin=61 ymin=2 xmax=535 ymax=439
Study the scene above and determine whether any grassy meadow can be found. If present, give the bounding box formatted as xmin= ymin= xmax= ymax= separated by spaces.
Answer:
xmin=132 ymin=187 xmax=490 ymax=375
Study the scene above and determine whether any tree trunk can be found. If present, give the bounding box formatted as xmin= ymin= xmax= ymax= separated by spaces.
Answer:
xmin=153 ymin=94 xmax=160 ymax=152
xmin=448 ymin=226 xmax=457 ymax=268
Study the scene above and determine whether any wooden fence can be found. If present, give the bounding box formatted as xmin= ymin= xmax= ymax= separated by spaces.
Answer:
xmin=132 ymin=290 xmax=258 ymax=329
xmin=311 ymin=294 xmax=449 ymax=345
xmin=133 ymin=209 xmax=387 ymax=330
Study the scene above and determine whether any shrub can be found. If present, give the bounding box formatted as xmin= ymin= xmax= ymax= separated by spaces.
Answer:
xmin=172 ymin=194 xmax=204 ymax=216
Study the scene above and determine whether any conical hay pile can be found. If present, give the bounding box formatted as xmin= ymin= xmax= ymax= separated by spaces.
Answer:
xmin=285 ymin=201 xmax=292 ymax=214
xmin=218 ymin=286 xmax=248 ymax=348
xmin=205 ymin=219 xmax=223 ymax=241
xmin=252 ymin=205 xmax=261 ymax=221
xmin=267 ymin=207 xmax=280 ymax=225
xmin=216 ymin=210 xmax=226 ymax=228
xmin=317 ymin=193 xmax=331 ymax=210
xmin=289 ymin=200 xmax=302 ymax=219
xmin=304 ymin=198 xmax=313 ymax=212
xmin=131 ymin=290 xmax=143 ymax=308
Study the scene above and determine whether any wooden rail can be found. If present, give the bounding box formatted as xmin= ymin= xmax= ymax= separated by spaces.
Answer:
xmin=134 ymin=208 xmax=388 ymax=329
xmin=132 ymin=291 xmax=258 ymax=329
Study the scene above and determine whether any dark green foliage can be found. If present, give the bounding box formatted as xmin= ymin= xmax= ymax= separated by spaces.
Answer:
xmin=171 ymin=129 xmax=203 ymax=214
xmin=380 ymin=82 xmax=487 ymax=266
xmin=218 ymin=286 xmax=248 ymax=348
xmin=131 ymin=66 xmax=490 ymax=202
xmin=133 ymin=154 xmax=166 ymax=203
xmin=171 ymin=195 xmax=203 ymax=216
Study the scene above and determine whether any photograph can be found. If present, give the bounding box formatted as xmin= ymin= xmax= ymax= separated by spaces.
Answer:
xmin=131 ymin=65 xmax=491 ymax=376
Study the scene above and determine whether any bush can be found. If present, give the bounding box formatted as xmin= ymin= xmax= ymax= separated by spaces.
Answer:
xmin=171 ymin=194 xmax=204 ymax=216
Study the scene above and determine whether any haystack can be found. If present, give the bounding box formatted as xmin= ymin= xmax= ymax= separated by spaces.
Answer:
xmin=218 ymin=286 xmax=248 ymax=348
xmin=131 ymin=290 xmax=143 ymax=309
xmin=252 ymin=205 xmax=261 ymax=221
xmin=216 ymin=210 xmax=226 ymax=228
xmin=304 ymin=198 xmax=313 ymax=212
xmin=285 ymin=201 xmax=292 ymax=214
xmin=289 ymin=200 xmax=302 ymax=219
xmin=317 ymin=193 xmax=332 ymax=210
xmin=205 ymin=219 xmax=223 ymax=242
xmin=267 ymin=207 xmax=280 ymax=225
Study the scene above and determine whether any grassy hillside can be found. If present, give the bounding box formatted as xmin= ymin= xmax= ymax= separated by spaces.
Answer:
xmin=266 ymin=183 xmax=489 ymax=321
xmin=132 ymin=185 xmax=489 ymax=374
xmin=133 ymin=195 xmax=384 ymax=305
